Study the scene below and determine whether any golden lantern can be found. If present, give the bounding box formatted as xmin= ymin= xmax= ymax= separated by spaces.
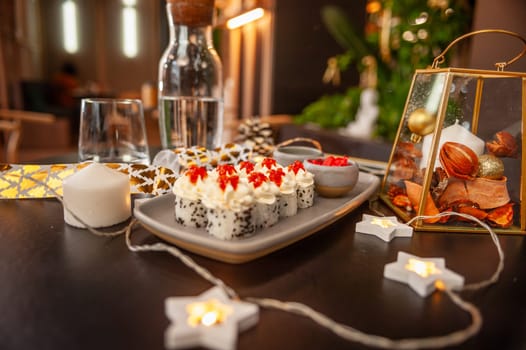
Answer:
xmin=380 ymin=29 xmax=525 ymax=234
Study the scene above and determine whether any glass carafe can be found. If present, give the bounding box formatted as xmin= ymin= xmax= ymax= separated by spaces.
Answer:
xmin=158 ymin=0 xmax=223 ymax=150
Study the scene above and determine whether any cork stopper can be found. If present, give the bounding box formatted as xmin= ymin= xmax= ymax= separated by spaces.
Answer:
xmin=167 ymin=0 xmax=215 ymax=27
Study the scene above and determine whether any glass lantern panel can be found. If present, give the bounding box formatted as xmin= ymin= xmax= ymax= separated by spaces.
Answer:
xmin=381 ymin=70 xmax=523 ymax=233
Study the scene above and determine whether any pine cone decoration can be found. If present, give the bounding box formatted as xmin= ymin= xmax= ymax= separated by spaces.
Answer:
xmin=235 ymin=118 xmax=275 ymax=157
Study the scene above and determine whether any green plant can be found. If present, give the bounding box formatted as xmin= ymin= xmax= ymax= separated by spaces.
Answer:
xmin=295 ymin=1 xmax=473 ymax=141
xmin=294 ymin=86 xmax=362 ymax=129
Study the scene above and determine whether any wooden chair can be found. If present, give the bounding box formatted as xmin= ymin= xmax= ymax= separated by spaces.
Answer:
xmin=0 ymin=109 xmax=55 ymax=163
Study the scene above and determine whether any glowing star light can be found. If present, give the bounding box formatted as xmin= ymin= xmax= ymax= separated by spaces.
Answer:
xmin=384 ymin=252 xmax=465 ymax=297
xmin=165 ymin=286 xmax=259 ymax=350
xmin=355 ymin=214 xmax=413 ymax=242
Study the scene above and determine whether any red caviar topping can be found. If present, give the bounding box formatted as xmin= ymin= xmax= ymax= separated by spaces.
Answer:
xmin=308 ymin=156 xmax=349 ymax=166
xmin=248 ymin=172 xmax=267 ymax=188
xmin=218 ymin=175 xmax=239 ymax=191
xmin=216 ymin=164 xmax=236 ymax=176
xmin=239 ymin=161 xmax=255 ymax=174
xmin=261 ymin=158 xmax=277 ymax=169
xmin=268 ymin=168 xmax=285 ymax=187
xmin=287 ymin=160 xmax=305 ymax=175
xmin=185 ymin=166 xmax=208 ymax=184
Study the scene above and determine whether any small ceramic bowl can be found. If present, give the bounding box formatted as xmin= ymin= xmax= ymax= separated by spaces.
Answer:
xmin=273 ymin=145 xmax=323 ymax=167
xmin=304 ymin=158 xmax=359 ymax=197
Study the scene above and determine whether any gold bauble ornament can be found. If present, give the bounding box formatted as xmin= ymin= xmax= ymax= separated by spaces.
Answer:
xmin=427 ymin=0 xmax=449 ymax=10
xmin=407 ymin=108 xmax=436 ymax=143
xmin=477 ymin=154 xmax=505 ymax=179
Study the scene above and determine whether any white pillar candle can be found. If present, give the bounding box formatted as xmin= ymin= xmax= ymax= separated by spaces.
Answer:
xmin=63 ymin=163 xmax=131 ymax=228
xmin=420 ymin=120 xmax=485 ymax=169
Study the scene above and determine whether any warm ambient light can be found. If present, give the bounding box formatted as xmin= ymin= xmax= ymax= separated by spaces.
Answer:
xmin=62 ymin=0 xmax=78 ymax=53
xmin=226 ymin=8 xmax=265 ymax=29
xmin=186 ymin=299 xmax=232 ymax=327
xmin=371 ymin=217 xmax=397 ymax=229
xmin=405 ymin=258 xmax=442 ymax=278
xmin=122 ymin=4 xmax=138 ymax=57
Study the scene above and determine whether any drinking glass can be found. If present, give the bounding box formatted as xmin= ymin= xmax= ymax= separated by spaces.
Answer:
xmin=78 ymin=98 xmax=150 ymax=164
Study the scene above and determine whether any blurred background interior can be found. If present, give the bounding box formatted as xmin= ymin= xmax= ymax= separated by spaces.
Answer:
xmin=0 ymin=0 xmax=525 ymax=162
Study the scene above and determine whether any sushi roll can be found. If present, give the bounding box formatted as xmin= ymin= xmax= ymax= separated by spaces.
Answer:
xmin=172 ymin=166 xmax=208 ymax=228
xmin=268 ymin=168 xmax=297 ymax=218
xmin=287 ymin=161 xmax=315 ymax=209
xmin=247 ymin=172 xmax=280 ymax=229
xmin=201 ymin=174 xmax=256 ymax=240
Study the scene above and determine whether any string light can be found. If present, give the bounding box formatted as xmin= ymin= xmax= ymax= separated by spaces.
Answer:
xmin=405 ymin=258 xmax=442 ymax=278
xmin=384 ymin=251 xmax=464 ymax=297
xmin=124 ymin=211 xmax=503 ymax=349
xmin=372 ymin=217 xmax=397 ymax=228
xmin=356 ymin=214 xmax=413 ymax=242
xmin=186 ymin=300 xmax=232 ymax=327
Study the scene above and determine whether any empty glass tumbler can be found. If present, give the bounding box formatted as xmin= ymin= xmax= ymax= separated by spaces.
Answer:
xmin=78 ymin=98 xmax=150 ymax=164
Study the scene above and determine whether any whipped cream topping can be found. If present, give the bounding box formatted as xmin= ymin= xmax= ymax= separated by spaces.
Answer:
xmin=279 ymin=171 xmax=297 ymax=195
xmin=291 ymin=168 xmax=314 ymax=188
xmin=248 ymin=172 xmax=280 ymax=205
xmin=267 ymin=168 xmax=296 ymax=195
xmin=285 ymin=161 xmax=314 ymax=188
xmin=201 ymin=176 xmax=254 ymax=212
xmin=253 ymin=182 xmax=279 ymax=204
xmin=172 ymin=170 xmax=207 ymax=201
xmin=255 ymin=157 xmax=282 ymax=172
xmin=236 ymin=161 xmax=256 ymax=177
xmin=208 ymin=164 xmax=237 ymax=180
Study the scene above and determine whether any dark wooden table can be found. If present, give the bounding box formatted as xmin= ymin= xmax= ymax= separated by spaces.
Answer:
xmin=1 ymin=129 xmax=526 ymax=350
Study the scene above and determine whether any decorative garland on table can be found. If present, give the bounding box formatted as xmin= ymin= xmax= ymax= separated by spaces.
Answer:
xmin=16 ymin=173 xmax=506 ymax=349
xmin=122 ymin=212 xmax=499 ymax=350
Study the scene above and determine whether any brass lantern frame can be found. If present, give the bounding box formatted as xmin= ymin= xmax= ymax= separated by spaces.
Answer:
xmin=380 ymin=29 xmax=526 ymax=234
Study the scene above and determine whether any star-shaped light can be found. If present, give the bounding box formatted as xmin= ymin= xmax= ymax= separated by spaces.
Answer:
xmin=355 ymin=214 xmax=413 ymax=242
xmin=384 ymin=252 xmax=465 ymax=297
xmin=165 ymin=286 xmax=259 ymax=350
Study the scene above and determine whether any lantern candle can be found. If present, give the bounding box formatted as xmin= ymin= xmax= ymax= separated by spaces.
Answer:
xmin=62 ymin=163 xmax=131 ymax=228
xmin=420 ymin=120 xmax=485 ymax=169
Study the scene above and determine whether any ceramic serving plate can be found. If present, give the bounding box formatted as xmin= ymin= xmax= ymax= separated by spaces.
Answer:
xmin=134 ymin=172 xmax=380 ymax=263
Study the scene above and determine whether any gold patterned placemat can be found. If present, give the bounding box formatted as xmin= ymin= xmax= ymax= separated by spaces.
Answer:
xmin=0 ymin=163 xmax=178 ymax=199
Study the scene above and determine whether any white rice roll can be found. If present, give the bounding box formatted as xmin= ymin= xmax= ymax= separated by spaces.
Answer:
xmin=278 ymin=192 xmax=297 ymax=218
xmin=247 ymin=172 xmax=280 ymax=229
xmin=255 ymin=201 xmax=279 ymax=229
xmin=287 ymin=161 xmax=315 ymax=209
xmin=205 ymin=207 xmax=255 ymax=240
xmin=268 ymin=168 xmax=297 ymax=218
xmin=172 ymin=166 xmax=208 ymax=228
xmin=174 ymin=196 xmax=207 ymax=228
xmin=201 ymin=174 xmax=256 ymax=240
